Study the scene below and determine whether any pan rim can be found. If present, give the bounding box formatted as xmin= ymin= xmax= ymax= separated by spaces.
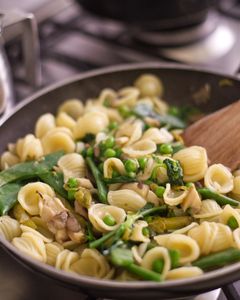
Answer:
xmin=0 ymin=61 xmax=240 ymax=292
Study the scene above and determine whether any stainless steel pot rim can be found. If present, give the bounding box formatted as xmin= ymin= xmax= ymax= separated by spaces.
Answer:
xmin=0 ymin=61 xmax=239 ymax=290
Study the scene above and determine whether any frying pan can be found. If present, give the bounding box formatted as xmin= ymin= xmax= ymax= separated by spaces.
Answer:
xmin=0 ymin=63 xmax=240 ymax=299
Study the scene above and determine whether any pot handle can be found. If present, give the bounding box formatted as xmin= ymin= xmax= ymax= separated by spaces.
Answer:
xmin=222 ymin=283 xmax=240 ymax=300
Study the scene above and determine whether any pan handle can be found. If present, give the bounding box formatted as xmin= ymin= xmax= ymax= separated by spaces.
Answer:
xmin=222 ymin=283 xmax=240 ymax=300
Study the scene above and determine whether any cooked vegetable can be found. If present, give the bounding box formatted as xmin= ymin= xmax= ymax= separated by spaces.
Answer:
xmin=0 ymin=183 xmax=23 ymax=215
xmin=0 ymin=151 xmax=64 ymax=187
xmin=197 ymin=188 xmax=239 ymax=207
xmin=104 ymin=176 xmax=137 ymax=184
xmin=146 ymin=216 xmax=192 ymax=234
xmin=86 ymin=157 xmax=108 ymax=204
xmin=192 ymin=248 xmax=240 ymax=270
xmin=169 ymin=249 xmax=180 ymax=269
xmin=39 ymin=172 xmax=68 ymax=200
xmin=164 ymin=158 xmax=184 ymax=186
xmin=134 ymin=103 xmax=185 ymax=129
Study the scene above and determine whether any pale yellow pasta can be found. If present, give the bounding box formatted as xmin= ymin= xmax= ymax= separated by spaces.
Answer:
xmin=113 ymin=87 xmax=139 ymax=107
xmin=57 ymin=153 xmax=86 ymax=183
xmin=181 ymin=185 xmax=202 ymax=213
xmin=131 ymin=242 xmax=149 ymax=264
xmin=41 ymin=127 xmax=75 ymax=154
xmin=231 ymin=176 xmax=240 ymax=200
xmin=18 ymin=182 xmax=55 ymax=216
xmin=171 ymin=222 xmax=199 ymax=235
xmin=233 ymin=228 xmax=240 ymax=249
xmin=103 ymin=158 xmax=126 ymax=179
xmin=151 ymin=96 xmax=169 ymax=114
xmin=88 ymin=203 xmax=126 ymax=233
xmin=58 ymin=99 xmax=84 ymax=120
xmin=16 ymin=134 xmax=43 ymax=162
xmin=73 ymin=111 xmax=109 ymax=140
xmin=71 ymin=249 xmax=113 ymax=279
xmin=146 ymin=190 xmax=160 ymax=206
xmin=0 ymin=216 xmax=21 ymax=241
xmin=0 ymin=151 xmax=20 ymax=170
xmin=154 ymin=234 xmax=200 ymax=264
xmin=163 ymin=183 xmax=188 ymax=206
xmin=220 ymin=204 xmax=240 ymax=228
xmin=141 ymin=127 xmax=173 ymax=144
xmin=188 ymin=221 xmax=234 ymax=255
xmin=20 ymin=224 xmax=53 ymax=243
xmin=56 ymin=112 xmax=76 ymax=130
xmin=35 ymin=113 xmax=56 ymax=139
xmin=193 ymin=200 xmax=222 ymax=219
xmin=134 ymin=74 xmax=163 ymax=97
xmin=97 ymin=88 xmax=117 ymax=105
xmin=166 ymin=267 xmax=203 ymax=280
xmin=141 ymin=247 xmax=171 ymax=279
xmin=204 ymin=164 xmax=233 ymax=194
xmin=120 ymin=182 xmax=149 ymax=199
xmin=13 ymin=203 xmax=30 ymax=223
xmin=116 ymin=118 xmax=143 ymax=146
xmin=46 ymin=242 xmax=64 ymax=266
xmin=55 ymin=249 xmax=79 ymax=271
xmin=122 ymin=139 xmax=156 ymax=158
xmin=85 ymin=101 xmax=122 ymax=123
xmin=108 ymin=190 xmax=146 ymax=212
xmin=12 ymin=231 xmax=47 ymax=262
xmin=173 ymin=146 xmax=208 ymax=182
xmin=130 ymin=221 xmax=150 ymax=243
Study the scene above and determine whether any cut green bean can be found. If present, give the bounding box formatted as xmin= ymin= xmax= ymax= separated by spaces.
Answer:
xmin=86 ymin=157 xmax=108 ymax=204
xmin=125 ymin=264 xmax=162 ymax=281
xmin=192 ymin=248 xmax=240 ymax=270
xmin=169 ymin=249 xmax=180 ymax=269
xmin=198 ymin=188 xmax=240 ymax=207
xmin=104 ymin=176 xmax=137 ymax=184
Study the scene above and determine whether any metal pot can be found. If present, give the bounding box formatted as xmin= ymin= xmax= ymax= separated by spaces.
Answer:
xmin=0 ymin=62 xmax=240 ymax=299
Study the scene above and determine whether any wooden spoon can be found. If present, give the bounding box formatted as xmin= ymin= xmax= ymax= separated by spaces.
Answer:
xmin=182 ymin=100 xmax=240 ymax=171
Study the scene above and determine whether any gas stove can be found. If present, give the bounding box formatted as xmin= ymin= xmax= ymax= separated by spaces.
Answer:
xmin=0 ymin=1 xmax=240 ymax=299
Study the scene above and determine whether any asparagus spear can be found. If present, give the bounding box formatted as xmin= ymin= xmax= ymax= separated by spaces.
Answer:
xmin=198 ymin=188 xmax=240 ymax=207
xmin=110 ymin=247 xmax=162 ymax=281
xmin=86 ymin=157 xmax=108 ymax=204
xmin=104 ymin=176 xmax=138 ymax=184
xmin=163 ymin=158 xmax=184 ymax=186
xmin=89 ymin=205 xmax=167 ymax=249
xmin=192 ymin=248 xmax=240 ymax=270
xmin=0 ymin=183 xmax=23 ymax=215
xmin=0 ymin=151 xmax=64 ymax=187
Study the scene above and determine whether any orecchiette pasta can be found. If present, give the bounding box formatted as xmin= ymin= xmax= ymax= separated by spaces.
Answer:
xmin=0 ymin=216 xmax=21 ymax=241
xmin=204 ymin=164 xmax=233 ymax=194
xmin=58 ymin=99 xmax=84 ymax=120
xmin=16 ymin=134 xmax=43 ymax=162
xmin=166 ymin=267 xmax=203 ymax=280
xmin=0 ymin=151 xmax=20 ymax=170
xmin=57 ymin=153 xmax=85 ymax=182
xmin=35 ymin=113 xmax=55 ymax=139
xmin=55 ymin=249 xmax=79 ymax=271
xmin=56 ymin=112 xmax=76 ymax=130
xmin=173 ymin=146 xmax=208 ymax=182
xmin=122 ymin=139 xmax=157 ymax=158
xmin=46 ymin=242 xmax=64 ymax=266
xmin=141 ymin=128 xmax=173 ymax=144
xmin=103 ymin=158 xmax=126 ymax=178
xmin=163 ymin=184 xmax=188 ymax=206
xmin=130 ymin=221 xmax=150 ymax=243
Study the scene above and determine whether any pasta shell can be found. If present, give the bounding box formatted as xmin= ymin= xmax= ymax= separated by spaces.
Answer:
xmin=46 ymin=242 xmax=64 ymax=266
xmin=173 ymin=146 xmax=208 ymax=182
xmin=154 ymin=233 xmax=200 ymax=264
xmin=58 ymin=99 xmax=84 ymax=120
xmin=108 ymin=190 xmax=147 ymax=212
xmin=113 ymin=87 xmax=139 ymax=107
xmin=141 ymin=128 xmax=173 ymax=144
xmin=130 ymin=221 xmax=150 ymax=243
xmin=231 ymin=176 xmax=240 ymax=200
xmin=73 ymin=111 xmax=109 ymax=140
xmin=122 ymin=139 xmax=156 ymax=158
xmin=16 ymin=134 xmax=43 ymax=162
xmin=56 ymin=112 xmax=76 ymax=130
xmin=181 ymin=185 xmax=202 ymax=213
xmin=0 ymin=216 xmax=21 ymax=241
xmin=35 ymin=113 xmax=55 ymax=139
xmin=88 ymin=203 xmax=126 ymax=233
xmin=220 ymin=204 xmax=240 ymax=228
xmin=116 ymin=118 xmax=143 ymax=146
xmin=55 ymin=249 xmax=79 ymax=271
xmin=103 ymin=158 xmax=126 ymax=179
xmin=20 ymin=225 xmax=53 ymax=243
xmin=141 ymin=247 xmax=171 ymax=279
xmin=204 ymin=164 xmax=233 ymax=194
xmin=18 ymin=182 xmax=55 ymax=216
xmin=0 ymin=151 xmax=19 ymax=170
xmin=58 ymin=153 xmax=86 ymax=182
xmin=166 ymin=267 xmax=203 ymax=280
xmin=193 ymin=200 xmax=222 ymax=219
xmin=163 ymin=183 xmax=188 ymax=206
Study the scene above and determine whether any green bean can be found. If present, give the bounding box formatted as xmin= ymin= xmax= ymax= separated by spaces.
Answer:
xmin=86 ymin=157 xmax=108 ymax=204
xmin=192 ymin=248 xmax=240 ymax=270
xmin=125 ymin=264 xmax=162 ymax=281
xmin=39 ymin=172 xmax=68 ymax=200
xmin=198 ymin=188 xmax=240 ymax=207
xmin=169 ymin=249 xmax=180 ymax=269
xmin=104 ymin=176 xmax=137 ymax=184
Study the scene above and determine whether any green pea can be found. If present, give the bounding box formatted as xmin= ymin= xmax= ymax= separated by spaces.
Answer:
xmin=128 ymin=172 xmax=136 ymax=178
xmin=86 ymin=146 xmax=94 ymax=157
xmin=103 ymin=214 xmax=116 ymax=226
xmin=115 ymin=148 xmax=122 ymax=158
xmin=118 ymin=105 xmax=132 ymax=118
xmin=108 ymin=121 xmax=118 ymax=130
xmin=159 ymin=144 xmax=173 ymax=155
xmin=68 ymin=189 xmax=76 ymax=202
xmin=67 ymin=178 xmax=78 ymax=188
xmin=112 ymin=170 xmax=119 ymax=178
xmin=104 ymin=148 xmax=116 ymax=158
xmin=168 ymin=249 xmax=180 ymax=269
xmin=98 ymin=162 xmax=104 ymax=173
xmin=142 ymin=227 xmax=150 ymax=237
xmin=138 ymin=157 xmax=148 ymax=170
xmin=105 ymin=136 xmax=115 ymax=149
xmin=152 ymin=259 xmax=164 ymax=274
xmin=155 ymin=186 xmax=165 ymax=198
xmin=124 ymin=159 xmax=138 ymax=173
xmin=186 ymin=182 xmax=194 ymax=188
xmin=227 ymin=216 xmax=238 ymax=230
